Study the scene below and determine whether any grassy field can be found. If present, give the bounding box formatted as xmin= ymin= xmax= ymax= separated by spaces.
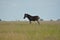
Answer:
xmin=0 ymin=21 xmax=60 ymax=40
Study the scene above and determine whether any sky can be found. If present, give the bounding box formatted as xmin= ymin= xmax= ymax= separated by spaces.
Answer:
xmin=0 ymin=0 xmax=60 ymax=21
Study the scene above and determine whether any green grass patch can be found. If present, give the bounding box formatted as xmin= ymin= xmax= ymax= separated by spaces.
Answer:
xmin=0 ymin=21 xmax=60 ymax=40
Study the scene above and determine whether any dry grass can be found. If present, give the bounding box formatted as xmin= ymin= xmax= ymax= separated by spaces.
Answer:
xmin=0 ymin=21 xmax=60 ymax=40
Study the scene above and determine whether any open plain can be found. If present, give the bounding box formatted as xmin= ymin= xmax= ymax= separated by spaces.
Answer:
xmin=0 ymin=21 xmax=60 ymax=40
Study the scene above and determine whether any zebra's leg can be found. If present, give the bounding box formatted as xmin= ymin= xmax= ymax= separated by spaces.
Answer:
xmin=37 ymin=20 xmax=40 ymax=24
xmin=29 ymin=21 xmax=31 ymax=24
